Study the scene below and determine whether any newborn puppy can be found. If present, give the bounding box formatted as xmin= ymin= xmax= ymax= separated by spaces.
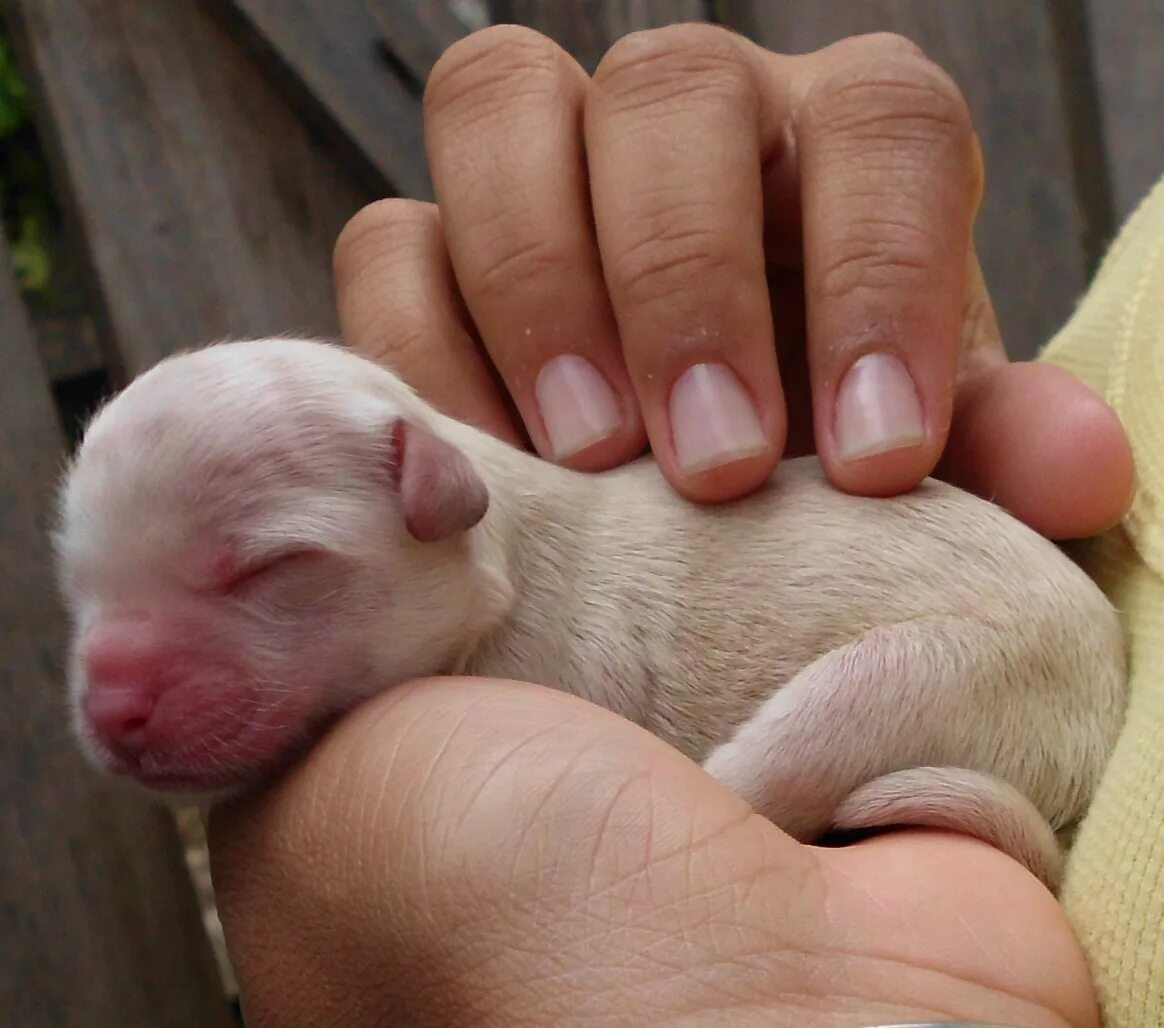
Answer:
xmin=55 ymin=337 xmax=1127 ymax=887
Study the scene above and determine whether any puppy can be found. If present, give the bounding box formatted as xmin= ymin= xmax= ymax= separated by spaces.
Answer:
xmin=54 ymin=337 xmax=1127 ymax=887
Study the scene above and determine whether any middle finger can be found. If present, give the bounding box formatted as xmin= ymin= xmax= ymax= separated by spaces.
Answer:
xmin=587 ymin=25 xmax=790 ymax=502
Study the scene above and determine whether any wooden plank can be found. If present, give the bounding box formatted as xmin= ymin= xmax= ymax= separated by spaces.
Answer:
xmin=0 ymin=240 xmax=234 ymax=1026
xmin=211 ymin=0 xmax=713 ymax=202
xmin=1046 ymin=0 xmax=1116 ymax=272
xmin=715 ymin=1 xmax=1099 ymax=360
xmin=206 ymin=0 xmax=433 ymax=199
xmin=493 ymin=0 xmax=709 ymax=72
xmin=366 ymin=0 xmax=490 ymax=85
xmin=7 ymin=0 xmax=376 ymax=378
xmin=1087 ymin=0 xmax=1164 ymax=219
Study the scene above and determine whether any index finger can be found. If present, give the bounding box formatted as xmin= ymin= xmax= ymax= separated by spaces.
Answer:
xmin=334 ymin=198 xmax=527 ymax=448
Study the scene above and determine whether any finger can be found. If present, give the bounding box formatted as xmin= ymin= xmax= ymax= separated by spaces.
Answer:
xmin=210 ymin=679 xmax=1096 ymax=1027
xmin=940 ymin=247 xmax=1134 ymax=538
xmin=957 ymin=243 xmax=1008 ymax=376
xmin=424 ymin=27 xmax=647 ymax=472
xmin=828 ymin=829 xmax=1099 ymax=1027
xmin=752 ymin=34 xmax=938 ymax=275
xmin=586 ymin=24 xmax=789 ymax=503
xmin=334 ymin=198 xmax=526 ymax=447
xmin=792 ymin=38 xmax=980 ymax=496
xmin=939 ymin=360 xmax=1135 ymax=540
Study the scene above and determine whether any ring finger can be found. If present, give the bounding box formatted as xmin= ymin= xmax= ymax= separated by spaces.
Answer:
xmin=587 ymin=25 xmax=794 ymax=502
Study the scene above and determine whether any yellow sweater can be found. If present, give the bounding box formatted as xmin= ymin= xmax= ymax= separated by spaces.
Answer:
xmin=1043 ymin=172 xmax=1164 ymax=1027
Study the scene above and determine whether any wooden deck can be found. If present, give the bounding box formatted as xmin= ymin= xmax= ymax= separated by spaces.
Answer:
xmin=1 ymin=1 xmax=1160 ymax=1022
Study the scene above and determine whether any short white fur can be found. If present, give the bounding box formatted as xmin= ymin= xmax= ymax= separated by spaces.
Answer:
xmin=55 ymin=338 xmax=1128 ymax=887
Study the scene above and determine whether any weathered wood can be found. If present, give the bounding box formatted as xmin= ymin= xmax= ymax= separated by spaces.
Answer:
xmin=208 ymin=0 xmax=432 ymax=199
xmin=1087 ymin=0 xmax=1164 ymax=219
xmin=493 ymin=0 xmax=709 ymax=71
xmin=366 ymin=0 xmax=489 ymax=85
xmin=122 ymin=0 xmax=718 ymax=219
xmin=1046 ymin=0 xmax=1116 ymax=272
xmin=0 ymin=240 xmax=234 ymax=1026
xmin=715 ymin=1 xmax=1100 ymax=359
xmin=7 ymin=0 xmax=375 ymax=378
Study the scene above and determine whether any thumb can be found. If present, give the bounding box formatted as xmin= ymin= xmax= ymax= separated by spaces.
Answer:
xmin=937 ymin=246 xmax=1134 ymax=540
xmin=208 ymin=678 xmax=1096 ymax=1027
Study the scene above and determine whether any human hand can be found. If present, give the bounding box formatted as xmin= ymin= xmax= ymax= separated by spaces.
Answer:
xmin=209 ymin=679 xmax=1099 ymax=1026
xmin=333 ymin=24 xmax=1133 ymax=539
xmin=207 ymin=26 xmax=1117 ymax=1025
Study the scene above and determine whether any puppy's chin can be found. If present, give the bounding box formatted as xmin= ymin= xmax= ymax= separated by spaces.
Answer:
xmin=73 ymin=714 xmax=312 ymax=806
xmin=78 ymin=746 xmax=280 ymax=806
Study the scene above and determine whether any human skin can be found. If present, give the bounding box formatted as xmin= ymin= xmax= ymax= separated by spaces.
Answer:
xmin=207 ymin=25 xmax=1133 ymax=1026
xmin=210 ymin=682 xmax=1100 ymax=1026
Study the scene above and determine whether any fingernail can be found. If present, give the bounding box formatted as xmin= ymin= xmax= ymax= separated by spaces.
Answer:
xmin=670 ymin=363 xmax=769 ymax=475
xmin=835 ymin=353 xmax=926 ymax=462
xmin=535 ymin=354 xmax=623 ymax=460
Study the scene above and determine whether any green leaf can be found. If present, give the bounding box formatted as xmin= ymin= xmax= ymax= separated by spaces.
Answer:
xmin=0 ymin=35 xmax=29 ymax=139
xmin=11 ymin=211 xmax=51 ymax=292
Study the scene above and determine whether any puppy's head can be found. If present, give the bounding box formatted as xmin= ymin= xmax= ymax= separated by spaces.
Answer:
xmin=55 ymin=338 xmax=494 ymax=799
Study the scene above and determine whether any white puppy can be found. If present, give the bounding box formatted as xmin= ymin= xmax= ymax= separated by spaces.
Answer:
xmin=55 ymin=338 xmax=1127 ymax=887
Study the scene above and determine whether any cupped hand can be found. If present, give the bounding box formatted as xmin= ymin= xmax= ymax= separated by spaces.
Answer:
xmin=333 ymin=24 xmax=1133 ymax=538
xmin=207 ymin=25 xmax=1125 ymax=1025
xmin=210 ymin=679 xmax=1099 ymax=1026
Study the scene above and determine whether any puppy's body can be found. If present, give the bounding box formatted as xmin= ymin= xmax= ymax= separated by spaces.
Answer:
xmin=458 ymin=424 xmax=1125 ymax=883
xmin=56 ymin=338 xmax=1127 ymax=887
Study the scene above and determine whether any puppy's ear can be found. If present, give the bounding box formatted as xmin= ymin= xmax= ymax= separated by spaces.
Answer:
xmin=385 ymin=418 xmax=489 ymax=542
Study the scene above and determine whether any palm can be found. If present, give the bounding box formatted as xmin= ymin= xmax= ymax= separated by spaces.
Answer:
xmin=210 ymin=679 xmax=1097 ymax=1027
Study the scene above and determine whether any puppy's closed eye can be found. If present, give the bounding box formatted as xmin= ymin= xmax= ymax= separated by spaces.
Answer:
xmin=213 ymin=548 xmax=333 ymax=603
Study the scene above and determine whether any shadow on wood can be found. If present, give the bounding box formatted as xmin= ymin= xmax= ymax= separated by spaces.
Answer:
xmin=206 ymin=0 xmax=433 ymax=200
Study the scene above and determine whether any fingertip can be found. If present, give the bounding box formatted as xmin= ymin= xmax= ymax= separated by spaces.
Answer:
xmin=649 ymin=360 xmax=787 ymax=504
xmin=816 ymin=351 xmax=945 ymax=499
xmin=527 ymin=429 xmax=645 ymax=476
xmin=530 ymin=352 xmax=649 ymax=472
xmin=663 ymin=447 xmax=784 ymax=505
xmin=1010 ymin=388 xmax=1134 ymax=541
xmin=941 ymin=362 xmax=1135 ymax=541
xmin=822 ymin=830 xmax=1102 ymax=1028
xmin=550 ymin=427 xmax=650 ymax=473
xmin=819 ymin=445 xmax=938 ymax=500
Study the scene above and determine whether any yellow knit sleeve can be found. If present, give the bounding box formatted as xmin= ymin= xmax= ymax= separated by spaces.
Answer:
xmin=1041 ymin=173 xmax=1164 ymax=1027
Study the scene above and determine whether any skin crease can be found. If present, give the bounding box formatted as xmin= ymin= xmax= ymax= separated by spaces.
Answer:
xmin=203 ymin=25 xmax=1134 ymax=1028
xmin=211 ymin=683 xmax=1100 ymax=1027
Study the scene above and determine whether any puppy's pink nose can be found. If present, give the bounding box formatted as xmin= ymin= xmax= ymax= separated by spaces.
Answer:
xmin=82 ymin=623 xmax=162 ymax=761
xmin=83 ymin=687 xmax=155 ymax=760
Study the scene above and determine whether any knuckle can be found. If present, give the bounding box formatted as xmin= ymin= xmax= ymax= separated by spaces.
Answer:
xmin=425 ymin=25 xmax=567 ymax=123
xmin=801 ymin=52 xmax=973 ymax=151
xmin=333 ymin=199 xmax=437 ymax=287
xmin=358 ymin=316 xmax=436 ymax=375
xmin=593 ymin=23 xmax=752 ymax=113
xmin=959 ymin=288 xmax=1001 ymax=368
xmin=611 ymin=215 xmax=744 ymax=310
xmin=341 ymin=271 xmax=448 ymax=376
xmin=815 ymin=217 xmax=936 ymax=303
xmin=471 ymin=233 xmax=575 ymax=302
xmin=837 ymin=31 xmax=928 ymax=63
